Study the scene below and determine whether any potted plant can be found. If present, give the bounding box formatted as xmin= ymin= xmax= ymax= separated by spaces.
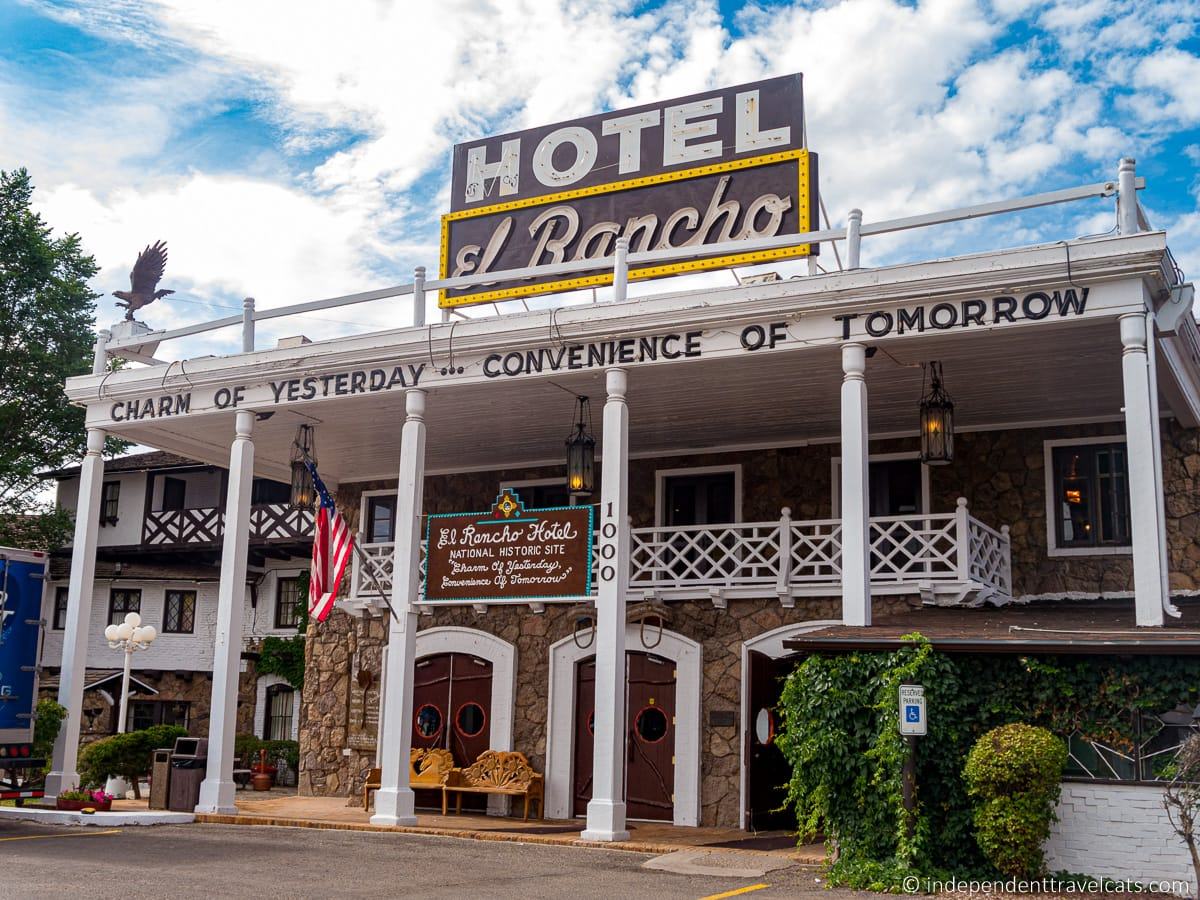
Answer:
xmin=56 ymin=788 xmax=114 ymax=812
xmin=251 ymin=748 xmax=274 ymax=791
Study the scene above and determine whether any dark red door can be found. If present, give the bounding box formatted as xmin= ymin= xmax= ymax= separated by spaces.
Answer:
xmin=572 ymin=660 xmax=596 ymax=816
xmin=412 ymin=652 xmax=493 ymax=809
xmin=746 ymin=650 xmax=794 ymax=831
xmin=571 ymin=652 xmax=676 ymax=821
xmin=626 ymin=652 xmax=675 ymax=820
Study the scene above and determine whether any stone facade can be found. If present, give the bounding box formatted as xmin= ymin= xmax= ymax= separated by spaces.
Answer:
xmin=298 ymin=421 xmax=1200 ymax=827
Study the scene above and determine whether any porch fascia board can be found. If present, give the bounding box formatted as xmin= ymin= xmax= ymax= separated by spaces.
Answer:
xmin=68 ymin=232 xmax=1169 ymax=414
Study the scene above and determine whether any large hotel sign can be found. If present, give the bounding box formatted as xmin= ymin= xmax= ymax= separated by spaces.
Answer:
xmin=423 ymin=490 xmax=593 ymax=603
xmin=440 ymin=74 xmax=816 ymax=307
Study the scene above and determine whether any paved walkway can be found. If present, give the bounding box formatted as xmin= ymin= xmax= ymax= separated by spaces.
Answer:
xmin=185 ymin=793 xmax=825 ymax=861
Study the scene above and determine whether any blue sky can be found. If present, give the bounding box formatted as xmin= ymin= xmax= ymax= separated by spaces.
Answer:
xmin=1 ymin=0 xmax=1198 ymax=350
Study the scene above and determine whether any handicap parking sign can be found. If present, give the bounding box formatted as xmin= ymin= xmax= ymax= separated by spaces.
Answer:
xmin=899 ymin=685 xmax=927 ymax=736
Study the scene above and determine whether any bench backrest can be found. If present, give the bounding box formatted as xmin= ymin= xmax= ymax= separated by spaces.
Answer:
xmin=457 ymin=750 xmax=539 ymax=790
xmin=411 ymin=747 xmax=455 ymax=785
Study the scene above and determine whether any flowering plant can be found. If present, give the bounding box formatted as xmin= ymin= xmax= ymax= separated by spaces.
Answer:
xmin=57 ymin=789 xmax=91 ymax=802
xmin=89 ymin=789 xmax=114 ymax=803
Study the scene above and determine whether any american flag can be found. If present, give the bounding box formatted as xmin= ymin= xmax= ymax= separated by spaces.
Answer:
xmin=307 ymin=460 xmax=353 ymax=623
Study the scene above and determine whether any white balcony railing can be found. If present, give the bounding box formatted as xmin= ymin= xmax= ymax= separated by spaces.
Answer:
xmin=347 ymin=497 xmax=1011 ymax=611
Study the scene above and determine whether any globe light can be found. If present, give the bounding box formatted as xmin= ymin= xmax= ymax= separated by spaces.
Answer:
xmin=136 ymin=625 xmax=157 ymax=644
xmin=115 ymin=622 xmax=133 ymax=641
xmin=104 ymin=624 xmax=119 ymax=642
xmin=123 ymin=611 xmax=141 ymax=628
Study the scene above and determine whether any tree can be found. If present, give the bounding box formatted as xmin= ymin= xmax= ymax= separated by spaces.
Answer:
xmin=0 ymin=168 xmax=106 ymax=549
xmin=1163 ymin=732 xmax=1200 ymax=890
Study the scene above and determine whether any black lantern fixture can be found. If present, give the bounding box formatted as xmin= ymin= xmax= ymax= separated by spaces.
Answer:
xmin=919 ymin=361 xmax=955 ymax=465
xmin=565 ymin=395 xmax=595 ymax=497
xmin=290 ymin=424 xmax=317 ymax=509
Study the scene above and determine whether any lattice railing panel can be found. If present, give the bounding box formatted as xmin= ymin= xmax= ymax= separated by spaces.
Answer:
xmin=790 ymin=520 xmax=842 ymax=582
xmin=968 ymin=517 xmax=1011 ymax=594
xmin=868 ymin=514 xmax=957 ymax=582
xmin=630 ymin=522 xmax=782 ymax=587
xmin=143 ymin=502 xmax=312 ymax=546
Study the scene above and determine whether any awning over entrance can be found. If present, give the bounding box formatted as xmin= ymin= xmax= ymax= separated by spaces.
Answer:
xmin=782 ymin=599 xmax=1200 ymax=654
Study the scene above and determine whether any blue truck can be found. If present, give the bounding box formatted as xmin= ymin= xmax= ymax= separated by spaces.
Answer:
xmin=0 ymin=547 xmax=48 ymax=803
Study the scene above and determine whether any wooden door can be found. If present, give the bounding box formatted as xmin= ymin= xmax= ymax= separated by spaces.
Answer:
xmin=572 ymin=659 xmax=596 ymax=816
xmin=746 ymin=650 xmax=794 ymax=831
xmin=412 ymin=654 xmax=452 ymax=752
xmin=626 ymin=652 xmax=675 ymax=821
xmin=448 ymin=654 xmax=492 ymax=766
xmin=572 ymin=652 xmax=676 ymax=821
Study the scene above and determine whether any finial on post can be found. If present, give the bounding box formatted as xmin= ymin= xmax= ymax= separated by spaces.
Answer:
xmin=846 ymin=209 xmax=863 ymax=270
xmin=242 ymin=297 xmax=256 ymax=353
xmin=1117 ymin=157 xmax=1138 ymax=235
xmin=413 ymin=266 xmax=426 ymax=328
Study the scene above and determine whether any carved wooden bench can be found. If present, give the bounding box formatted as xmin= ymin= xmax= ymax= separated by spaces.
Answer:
xmin=442 ymin=750 xmax=544 ymax=821
xmin=363 ymin=748 xmax=455 ymax=810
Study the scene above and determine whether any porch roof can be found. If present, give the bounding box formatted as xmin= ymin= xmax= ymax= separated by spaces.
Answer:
xmin=782 ymin=599 xmax=1200 ymax=654
xmin=64 ymin=231 xmax=1194 ymax=485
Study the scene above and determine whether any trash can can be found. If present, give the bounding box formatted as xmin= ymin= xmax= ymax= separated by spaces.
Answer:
xmin=167 ymin=737 xmax=208 ymax=812
xmin=149 ymin=749 xmax=172 ymax=810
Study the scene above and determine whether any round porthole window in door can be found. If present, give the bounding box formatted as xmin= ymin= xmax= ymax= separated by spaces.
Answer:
xmin=414 ymin=703 xmax=443 ymax=739
xmin=754 ymin=707 xmax=775 ymax=746
xmin=454 ymin=701 xmax=486 ymax=739
xmin=634 ymin=706 xmax=669 ymax=744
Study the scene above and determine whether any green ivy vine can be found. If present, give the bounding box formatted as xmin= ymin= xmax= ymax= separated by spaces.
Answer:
xmin=776 ymin=635 xmax=1200 ymax=890
xmin=258 ymin=634 xmax=306 ymax=690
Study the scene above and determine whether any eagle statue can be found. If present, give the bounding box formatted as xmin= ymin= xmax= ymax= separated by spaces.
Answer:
xmin=113 ymin=240 xmax=174 ymax=321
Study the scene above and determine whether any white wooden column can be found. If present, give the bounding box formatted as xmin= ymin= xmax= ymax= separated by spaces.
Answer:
xmin=371 ymin=388 xmax=427 ymax=827
xmin=582 ymin=367 xmax=631 ymax=842
xmin=840 ymin=342 xmax=871 ymax=627
xmin=46 ymin=330 xmax=109 ymax=798
xmin=196 ymin=409 xmax=255 ymax=813
xmin=1120 ymin=313 xmax=1167 ymax=627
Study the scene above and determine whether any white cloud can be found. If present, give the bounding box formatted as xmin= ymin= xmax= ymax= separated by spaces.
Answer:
xmin=1134 ymin=48 xmax=1200 ymax=124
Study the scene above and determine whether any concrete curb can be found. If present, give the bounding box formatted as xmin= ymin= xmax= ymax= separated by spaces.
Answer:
xmin=193 ymin=812 xmax=827 ymax=863
xmin=0 ymin=806 xmax=195 ymax=827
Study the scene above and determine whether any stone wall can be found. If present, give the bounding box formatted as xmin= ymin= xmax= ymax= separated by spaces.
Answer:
xmin=297 ymin=420 xmax=1200 ymax=827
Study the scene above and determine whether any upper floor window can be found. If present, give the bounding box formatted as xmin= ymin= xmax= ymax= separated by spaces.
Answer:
xmin=128 ymin=700 xmax=189 ymax=733
xmin=504 ymin=482 xmax=572 ymax=509
xmin=660 ymin=470 xmax=737 ymax=527
xmin=108 ymin=588 xmax=141 ymax=626
xmin=161 ymin=477 xmax=187 ymax=511
xmin=53 ymin=586 xmax=69 ymax=630
xmin=365 ymin=495 xmax=396 ymax=544
xmin=100 ymin=481 xmax=120 ymax=525
xmin=163 ymin=589 xmax=196 ymax=634
xmin=1049 ymin=440 xmax=1131 ymax=552
xmin=275 ymin=577 xmax=302 ymax=629
xmin=251 ymin=479 xmax=291 ymax=505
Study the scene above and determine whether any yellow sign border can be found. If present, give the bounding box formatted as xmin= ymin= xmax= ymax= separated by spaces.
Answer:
xmin=439 ymin=149 xmax=812 ymax=308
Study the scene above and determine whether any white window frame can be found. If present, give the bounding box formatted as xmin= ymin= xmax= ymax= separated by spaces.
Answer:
xmin=830 ymin=451 xmax=931 ymax=517
xmin=358 ymin=489 xmax=397 ymax=545
xmin=1043 ymin=435 xmax=1133 ymax=557
xmin=654 ymin=464 xmax=743 ymax=527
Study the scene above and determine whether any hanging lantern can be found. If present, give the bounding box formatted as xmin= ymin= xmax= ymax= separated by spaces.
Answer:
xmin=565 ymin=395 xmax=595 ymax=497
xmin=290 ymin=424 xmax=317 ymax=509
xmin=919 ymin=361 xmax=955 ymax=465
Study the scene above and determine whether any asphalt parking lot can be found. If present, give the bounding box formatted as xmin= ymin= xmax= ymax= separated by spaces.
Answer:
xmin=0 ymin=820 xmax=848 ymax=900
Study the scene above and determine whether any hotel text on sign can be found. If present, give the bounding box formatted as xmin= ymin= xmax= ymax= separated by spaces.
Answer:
xmin=441 ymin=74 xmax=817 ymax=307
xmin=423 ymin=490 xmax=593 ymax=603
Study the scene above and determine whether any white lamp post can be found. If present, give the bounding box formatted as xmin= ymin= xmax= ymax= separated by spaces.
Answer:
xmin=104 ymin=612 xmax=157 ymax=734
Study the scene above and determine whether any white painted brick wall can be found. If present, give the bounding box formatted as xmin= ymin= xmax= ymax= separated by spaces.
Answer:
xmin=1045 ymin=782 xmax=1196 ymax=893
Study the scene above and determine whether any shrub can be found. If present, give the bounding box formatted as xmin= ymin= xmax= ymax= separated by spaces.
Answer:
xmin=964 ymin=723 xmax=1067 ymax=877
xmin=77 ymin=725 xmax=187 ymax=797
xmin=32 ymin=699 xmax=67 ymax=777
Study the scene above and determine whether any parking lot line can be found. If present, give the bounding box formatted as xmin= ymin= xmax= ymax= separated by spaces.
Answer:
xmin=697 ymin=883 xmax=769 ymax=900
xmin=0 ymin=828 xmax=123 ymax=843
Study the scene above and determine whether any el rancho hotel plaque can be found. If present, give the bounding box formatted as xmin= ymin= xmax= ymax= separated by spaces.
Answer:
xmin=424 ymin=489 xmax=593 ymax=603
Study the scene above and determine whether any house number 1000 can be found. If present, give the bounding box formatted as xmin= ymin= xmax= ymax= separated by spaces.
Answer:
xmin=598 ymin=502 xmax=617 ymax=582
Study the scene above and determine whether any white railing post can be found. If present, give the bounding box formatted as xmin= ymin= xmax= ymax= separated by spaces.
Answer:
xmin=776 ymin=507 xmax=793 ymax=606
xmin=372 ymin=389 xmax=427 ymax=826
xmin=1120 ymin=313 xmax=1168 ymax=626
xmin=412 ymin=266 xmax=426 ymax=328
xmin=612 ymin=237 xmax=630 ymax=302
xmin=1117 ymin=158 xmax=1138 ymax=235
xmin=840 ymin=343 xmax=871 ymax=626
xmin=241 ymin=297 xmax=255 ymax=352
xmin=45 ymin=330 xmax=110 ymax=798
xmin=196 ymin=408 xmax=255 ymax=814
xmin=1000 ymin=525 xmax=1012 ymax=595
xmin=846 ymin=209 xmax=863 ymax=270
xmin=954 ymin=498 xmax=971 ymax=582
xmin=582 ymin=367 xmax=631 ymax=843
